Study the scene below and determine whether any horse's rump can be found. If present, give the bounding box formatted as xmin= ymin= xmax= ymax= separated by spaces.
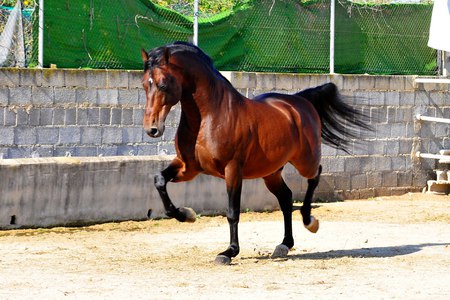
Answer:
xmin=243 ymin=92 xmax=322 ymax=178
xmin=296 ymin=83 xmax=371 ymax=153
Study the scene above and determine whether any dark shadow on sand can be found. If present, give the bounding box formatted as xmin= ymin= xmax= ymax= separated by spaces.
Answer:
xmin=245 ymin=243 xmax=450 ymax=261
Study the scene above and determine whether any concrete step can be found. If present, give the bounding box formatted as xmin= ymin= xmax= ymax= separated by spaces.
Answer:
xmin=426 ymin=180 xmax=450 ymax=194
xmin=438 ymin=150 xmax=450 ymax=163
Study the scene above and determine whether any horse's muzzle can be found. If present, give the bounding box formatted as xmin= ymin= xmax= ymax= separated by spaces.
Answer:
xmin=145 ymin=125 xmax=164 ymax=138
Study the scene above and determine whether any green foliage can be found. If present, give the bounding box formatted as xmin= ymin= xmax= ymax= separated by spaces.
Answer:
xmin=153 ymin=0 xmax=435 ymax=15
xmin=153 ymin=0 xmax=251 ymax=16
xmin=0 ymin=0 xmax=16 ymax=6
xmin=1 ymin=0 xmax=35 ymax=8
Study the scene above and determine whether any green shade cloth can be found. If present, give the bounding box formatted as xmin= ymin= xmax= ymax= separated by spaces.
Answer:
xmin=39 ymin=0 xmax=436 ymax=75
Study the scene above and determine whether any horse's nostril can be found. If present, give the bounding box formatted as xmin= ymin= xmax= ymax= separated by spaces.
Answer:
xmin=150 ymin=127 xmax=158 ymax=135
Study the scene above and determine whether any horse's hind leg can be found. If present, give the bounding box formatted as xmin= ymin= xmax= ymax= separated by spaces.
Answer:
xmin=300 ymin=165 xmax=322 ymax=233
xmin=263 ymin=169 xmax=294 ymax=258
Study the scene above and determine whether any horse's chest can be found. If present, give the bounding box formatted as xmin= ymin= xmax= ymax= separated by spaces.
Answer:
xmin=194 ymin=139 xmax=231 ymax=178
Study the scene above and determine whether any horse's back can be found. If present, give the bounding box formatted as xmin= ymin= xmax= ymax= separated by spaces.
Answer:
xmin=252 ymin=92 xmax=321 ymax=139
xmin=242 ymin=93 xmax=322 ymax=178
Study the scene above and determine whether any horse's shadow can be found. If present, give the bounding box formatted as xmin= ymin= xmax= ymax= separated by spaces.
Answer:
xmin=248 ymin=243 xmax=449 ymax=261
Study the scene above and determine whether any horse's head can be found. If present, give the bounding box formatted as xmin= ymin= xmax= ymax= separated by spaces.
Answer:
xmin=141 ymin=47 xmax=182 ymax=138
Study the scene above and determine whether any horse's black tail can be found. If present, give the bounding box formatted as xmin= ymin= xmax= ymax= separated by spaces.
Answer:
xmin=296 ymin=82 xmax=372 ymax=153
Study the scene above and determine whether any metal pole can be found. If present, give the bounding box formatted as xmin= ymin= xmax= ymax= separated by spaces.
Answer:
xmin=193 ymin=0 xmax=199 ymax=46
xmin=444 ymin=51 xmax=449 ymax=77
xmin=329 ymin=0 xmax=335 ymax=74
xmin=416 ymin=114 xmax=450 ymax=124
xmin=416 ymin=152 xmax=450 ymax=162
xmin=415 ymin=78 xmax=450 ymax=84
xmin=38 ymin=0 xmax=44 ymax=67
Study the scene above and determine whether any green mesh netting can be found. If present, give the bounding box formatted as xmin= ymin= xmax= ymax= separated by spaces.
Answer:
xmin=334 ymin=2 xmax=436 ymax=75
xmin=39 ymin=0 xmax=436 ymax=75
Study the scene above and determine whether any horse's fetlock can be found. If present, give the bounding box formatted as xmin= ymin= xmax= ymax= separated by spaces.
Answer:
xmin=230 ymin=246 xmax=240 ymax=257
xmin=283 ymin=237 xmax=294 ymax=249
xmin=300 ymin=207 xmax=311 ymax=226
xmin=165 ymin=209 xmax=177 ymax=218
xmin=166 ymin=208 xmax=186 ymax=222
xmin=300 ymin=205 xmax=310 ymax=215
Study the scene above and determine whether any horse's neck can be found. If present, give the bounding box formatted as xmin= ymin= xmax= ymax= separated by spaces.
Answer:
xmin=179 ymin=92 xmax=201 ymax=132
xmin=178 ymin=65 xmax=243 ymax=134
xmin=190 ymin=75 xmax=240 ymax=116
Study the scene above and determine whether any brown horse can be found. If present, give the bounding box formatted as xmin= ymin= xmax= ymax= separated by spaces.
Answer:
xmin=141 ymin=41 xmax=370 ymax=265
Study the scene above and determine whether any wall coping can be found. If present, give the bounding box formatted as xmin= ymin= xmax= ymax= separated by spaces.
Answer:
xmin=2 ymin=67 xmax=449 ymax=92
xmin=0 ymin=155 xmax=175 ymax=166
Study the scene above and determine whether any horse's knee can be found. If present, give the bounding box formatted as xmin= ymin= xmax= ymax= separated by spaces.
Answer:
xmin=154 ymin=173 xmax=166 ymax=190
xmin=307 ymin=165 xmax=322 ymax=186
xmin=226 ymin=212 xmax=240 ymax=225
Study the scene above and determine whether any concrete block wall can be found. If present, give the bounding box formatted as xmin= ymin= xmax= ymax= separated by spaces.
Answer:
xmin=0 ymin=68 xmax=176 ymax=159
xmin=0 ymin=156 xmax=279 ymax=229
xmin=1 ymin=68 xmax=449 ymax=201
xmin=224 ymin=72 xmax=449 ymax=199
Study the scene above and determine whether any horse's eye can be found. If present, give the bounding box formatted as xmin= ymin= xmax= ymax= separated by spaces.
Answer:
xmin=158 ymin=83 xmax=167 ymax=91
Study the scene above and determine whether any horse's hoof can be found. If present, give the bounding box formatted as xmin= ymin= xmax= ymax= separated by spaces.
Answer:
xmin=214 ymin=255 xmax=231 ymax=265
xmin=271 ymin=244 xmax=289 ymax=259
xmin=179 ymin=207 xmax=197 ymax=223
xmin=305 ymin=216 xmax=319 ymax=233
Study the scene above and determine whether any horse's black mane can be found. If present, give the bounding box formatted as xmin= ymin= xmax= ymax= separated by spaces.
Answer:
xmin=144 ymin=41 xmax=239 ymax=103
xmin=145 ymin=41 xmax=215 ymax=72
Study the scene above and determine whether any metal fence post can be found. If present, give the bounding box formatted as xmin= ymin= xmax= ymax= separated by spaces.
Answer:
xmin=329 ymin=0 xmax=335 ymax=74
xmin=38 ymin=0 xmax=44 ymax=67
xmin=444 ymin=51 xmax=449 ymax=77
xmin=193 ymin=0 xmax=199 ymax=46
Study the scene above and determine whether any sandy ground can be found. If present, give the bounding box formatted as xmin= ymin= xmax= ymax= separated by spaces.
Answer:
xmin=0 ymin=193 xmax=449 ymax=299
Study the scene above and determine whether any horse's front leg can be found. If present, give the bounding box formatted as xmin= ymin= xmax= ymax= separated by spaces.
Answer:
xmin=214 ymin=163 xmax=243 ymax=265
xmin=154 ymin=158 xmax=197 ymax=223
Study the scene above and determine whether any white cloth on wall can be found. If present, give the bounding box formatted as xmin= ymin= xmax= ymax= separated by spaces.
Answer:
xmin=0 ymin=0 xmax=25 ymax=67
xmin=428 ymin=0 xmax=450 ymax=52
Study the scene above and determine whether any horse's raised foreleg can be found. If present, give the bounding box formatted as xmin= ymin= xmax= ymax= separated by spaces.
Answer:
xmin=263 ymin=170 xmax=294 ymax=258
xmin=300 ymin=165 xmax=322 ymax=233
xmin=154 ymin=159 xmax=197 ymax=223
xmin=214 ymin=163 xmax=242 ymax=265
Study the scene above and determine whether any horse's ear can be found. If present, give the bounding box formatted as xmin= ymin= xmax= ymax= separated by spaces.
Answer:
xmin=141 ymin=48 xmax=148 ymax=62
xmin=163 ymin=47 xmax=171 ymax=65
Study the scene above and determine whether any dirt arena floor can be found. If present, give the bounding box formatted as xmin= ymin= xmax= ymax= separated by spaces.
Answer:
xmin=1 ymin=193 xmax=449 ymax=299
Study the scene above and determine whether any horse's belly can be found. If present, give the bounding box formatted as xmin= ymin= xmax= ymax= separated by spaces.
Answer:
xmin=242 ymin=153 xmax=291 ymax=179
xmin=194 ymin=132 xmax=296 ymax=180
xmin=242 ymin=165 xmax=285 ymax=179
xmin=196 ymin=151 xmax=286 ymax=180
xmin=202 ymin=166 xmax=225 ymax=179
